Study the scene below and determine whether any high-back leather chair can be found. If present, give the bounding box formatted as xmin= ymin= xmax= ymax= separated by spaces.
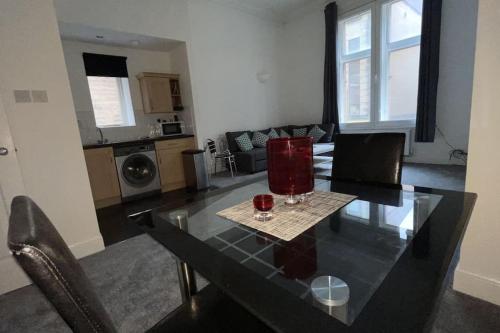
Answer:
xmin=8 ymin=196 xmax=117 ymax=332
xmin=331 ymin=133 xmax=405 ymax=187
xmin=8 ymin=196 xmax=271 ymax=333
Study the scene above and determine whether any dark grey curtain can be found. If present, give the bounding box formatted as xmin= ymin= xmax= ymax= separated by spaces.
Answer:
xmin=415 ymin=0 xmax=443 ymax=142
xmin=322 ymin=2 xmax=340 ymax=133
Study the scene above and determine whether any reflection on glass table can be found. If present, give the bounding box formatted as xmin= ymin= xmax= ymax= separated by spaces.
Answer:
xmin=151 ymin=179 xmax=442 ymax=325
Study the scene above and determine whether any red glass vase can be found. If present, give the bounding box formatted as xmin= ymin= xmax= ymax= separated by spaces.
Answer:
xmin=267 ymin=137 xmax=314 ymax=205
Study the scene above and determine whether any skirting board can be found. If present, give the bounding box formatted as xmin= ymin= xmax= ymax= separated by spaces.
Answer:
xmin=0 ymin=235 xmax=104 ymax=295
xmin=453 ymin=267 xmax=500 ymax=306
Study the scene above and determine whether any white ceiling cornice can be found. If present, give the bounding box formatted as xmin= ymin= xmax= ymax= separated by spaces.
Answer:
xmin=206 ymin=0 xmax=284 ymax=24
xmin=205 ymin=0 xmax=327 ymax=25
xmin=284 ymin=0 xmax=330 ymax=23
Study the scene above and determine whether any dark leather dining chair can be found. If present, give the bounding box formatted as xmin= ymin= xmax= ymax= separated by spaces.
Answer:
xmin=331 ymin=133 xmax=405 ymax=187
xmin=8 ymin=196 xmax=271 ymax=333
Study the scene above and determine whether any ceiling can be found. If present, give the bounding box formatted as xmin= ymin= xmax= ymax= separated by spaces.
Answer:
xmin=58 ymin=22 xmax=183 ymax=52
xmin=58 ymin=1 xmax=323 ymax=49
xmin=210 ymin=0 xmax=319 ymax=22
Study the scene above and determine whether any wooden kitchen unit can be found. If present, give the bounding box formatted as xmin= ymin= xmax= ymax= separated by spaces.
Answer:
xmin=137 ymin=72 xmax=184 ymax=114
xmin=155 ymin=137 xmax=196 ymax=192
xmin=83 ymin=136 xmax=196 ymax=208
xmin=83 ymin=147 xmax=121 ymax=209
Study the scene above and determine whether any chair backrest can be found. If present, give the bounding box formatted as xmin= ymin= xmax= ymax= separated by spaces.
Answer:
xmin=8 ymin=196 xmax=117 ymax=333
xmin=206 ymin=139 xmax=217 ymax=154
xmin=331 ymin=133 xmax=405 ymax=187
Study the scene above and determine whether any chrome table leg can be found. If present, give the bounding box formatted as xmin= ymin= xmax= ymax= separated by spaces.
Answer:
xmin=169 ymin=210 xmax=197 ymax=301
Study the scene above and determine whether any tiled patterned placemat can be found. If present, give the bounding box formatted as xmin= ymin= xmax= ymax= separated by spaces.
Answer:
xmin=216 ymin=191 xmax=357 ymax=241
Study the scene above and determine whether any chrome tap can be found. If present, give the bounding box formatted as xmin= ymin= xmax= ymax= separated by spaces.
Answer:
xmin=97 ymin=128 xmax=107 ymax=144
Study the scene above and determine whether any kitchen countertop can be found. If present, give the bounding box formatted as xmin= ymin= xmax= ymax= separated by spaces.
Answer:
xmin=83 ymin=134 xmax=195 ymax=150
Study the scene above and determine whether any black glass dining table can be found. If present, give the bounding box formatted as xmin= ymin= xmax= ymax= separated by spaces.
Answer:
xmin=138 ymin=176 xmax=476 ymax=332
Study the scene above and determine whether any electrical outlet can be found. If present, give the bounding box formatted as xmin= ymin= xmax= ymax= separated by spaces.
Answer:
xmin=13 ymin=90 xmax=31 ymax=103
xmin=31 ymin=90 xmax=48 ymax=103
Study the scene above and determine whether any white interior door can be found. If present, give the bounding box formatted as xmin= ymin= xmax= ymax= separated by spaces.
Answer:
xmin=0 ymin=95 xmax=29 ymax=293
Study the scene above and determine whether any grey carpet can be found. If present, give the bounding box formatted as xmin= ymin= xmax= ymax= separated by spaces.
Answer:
xmin=402 ymin=163 xmax=466 ymax=191
xmin=2 ymin=234 xmax=499 ymax=333
xmin=432 ymin=289 xmax=500 ymax=333
xmin=212 ymin=163 xmax=467 ymax=192
xmin=2 ymin=163 xmax=497 ymax=333
xmin=0 ymin=234 xmax=206 ymax=332
xmin=209 ymin=170 xmax=267 ymax=188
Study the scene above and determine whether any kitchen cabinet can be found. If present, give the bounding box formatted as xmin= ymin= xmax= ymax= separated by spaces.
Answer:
xmin=84 ymin=147 xmax=121 ymax=208
xmin=155 ymin=137 xmax=196 ymax=192
xmin=137 ymin=72 xmax=183 ymax=114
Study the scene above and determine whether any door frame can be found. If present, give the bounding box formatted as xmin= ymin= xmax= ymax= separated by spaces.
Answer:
xmin=0 ymin=94 xmax=31 ymax=294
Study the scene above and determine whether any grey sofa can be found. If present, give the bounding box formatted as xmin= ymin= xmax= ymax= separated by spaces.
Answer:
xmin=225 ymin=124 xmax=335 ymax=174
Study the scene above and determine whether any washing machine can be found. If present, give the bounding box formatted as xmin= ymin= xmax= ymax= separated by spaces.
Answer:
xmin=114 ymin=143 xmax=161 ymax=201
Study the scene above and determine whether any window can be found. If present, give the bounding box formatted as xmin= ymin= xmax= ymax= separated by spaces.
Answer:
xmin=82 ymin=53 xmax=135 ymax=128
xmin=87 ymin=76 xmax=135 ymax=128
xmin=338 ymin=0 xmax=423 ymax=127
xmin=338 ymin=10 xmax=372 ymax=124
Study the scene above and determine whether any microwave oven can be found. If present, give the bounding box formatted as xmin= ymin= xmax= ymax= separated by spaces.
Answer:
xmin=161 ymin=121 xmax=185 ymax=136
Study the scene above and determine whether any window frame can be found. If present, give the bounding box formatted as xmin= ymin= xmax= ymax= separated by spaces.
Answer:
xmin=338 ymin=0 xmax=421 ymax=131
xmin=337 ymin=7 xmax=373 ymax=124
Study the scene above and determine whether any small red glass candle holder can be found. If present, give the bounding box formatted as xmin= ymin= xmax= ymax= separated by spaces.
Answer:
xmin=253 ymin=194 xmax=274 ymax=221
xmin=267 ymin=137 xmax=314 ymax=205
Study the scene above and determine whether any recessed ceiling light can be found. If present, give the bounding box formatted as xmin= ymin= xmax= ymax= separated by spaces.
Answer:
xmin=96 ymin=35 xmax=104 ymax=39
xmin=131 ymin=40 xmax=140 ymax=46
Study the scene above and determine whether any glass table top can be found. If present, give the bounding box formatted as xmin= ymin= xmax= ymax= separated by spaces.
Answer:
xmin=150 ymin=179 xmax=442 ymax=325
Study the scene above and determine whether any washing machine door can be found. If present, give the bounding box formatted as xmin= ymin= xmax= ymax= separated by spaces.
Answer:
xmin=121 ymin=153 xmax=157 ymax=187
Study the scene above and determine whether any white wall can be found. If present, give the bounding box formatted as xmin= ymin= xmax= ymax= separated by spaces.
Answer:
xmin=61 ymin=40 xmax=185 ymax=143
xmin=278 ymin=9 xmax=325 ymax=126
xmin=279 ymin=0 xmax=477 ymax=165
xmin=408 ymin=0 xmax=477 ymax=164
xmin=55 ymin=0 xmax=285 ymax=149
xmin=0 ymin=0 xmax=104 ymax=293
xmin=453 ymin=0 xmax=500 ymax=306
xmin=187 ymin=0 xmax=283 ymax=145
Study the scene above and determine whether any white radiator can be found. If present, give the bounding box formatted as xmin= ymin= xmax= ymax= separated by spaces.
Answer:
xmin=341 ymin=128 xmax=412 ymax=156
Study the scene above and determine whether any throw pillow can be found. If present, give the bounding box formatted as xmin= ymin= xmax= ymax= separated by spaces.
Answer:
xmin=252 ymin=131 xmax=269 ymax=148
xmin=280 ymin=129 xmax=291 ymax=138
xmin=268 ymin=128 xmax=279 ymax=139
xmin=316 ymin=123 xmax=335 ymax=143
xmin=235 ymin=132 xmax=254 ymax=152
xmin=293 ymin=127 xmax=307 ymax=137
xmin=307 ymin=125 xmax=327 ymax=143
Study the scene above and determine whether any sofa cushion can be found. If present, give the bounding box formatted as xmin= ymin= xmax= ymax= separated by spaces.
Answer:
xmin=235 ymin=148 xmax=267 ymax=161
xmin=268 ymin=128 xmax=279 ymax=139
xmin=235 ymin=133 xmax=254 ymax=152
xmin=293 ymin=127 xmax=308 ymax=137
xmin=308 ymin=125 xmax=327 ymax=143
xmin=304 ymin=123 xmax=335 ymax=143
xmin=251 ymin=131 xmax=269 ymax=148
xmin=280 ymin=129 xmax=291 ymax=138
xmin=226 ymin=131 xmax=252 ymax=152
xmin=252 ymin=148 xmax=267 ymax=160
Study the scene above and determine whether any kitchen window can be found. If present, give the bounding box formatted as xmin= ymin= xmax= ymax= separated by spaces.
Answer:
xmin=87 ymin=76 xmax=135 ymax=128
xmin=83 ymin=52 xmax=136 ymax=128
xmin=338 ymin=0 xmax=423 ymax=129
